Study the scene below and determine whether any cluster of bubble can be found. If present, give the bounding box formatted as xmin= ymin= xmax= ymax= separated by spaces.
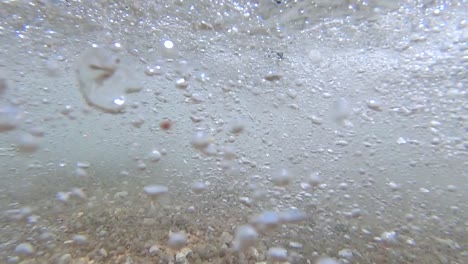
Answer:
xmin=0 ymin=72 xmax=42 ymax=153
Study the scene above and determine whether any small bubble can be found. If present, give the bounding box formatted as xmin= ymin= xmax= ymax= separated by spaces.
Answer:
xmin=137 ymin=161 xmax=147 ymax=170
xmin=252 ymin=211 xmax=281 ymax=230
xmin=191 ymin=130 xmax=212 ymax=150
xmin=308 ymin=49 xmax=322 ymax=64
xmin=145 ymin=65 xmax=162 ymax=76
xmin=14 ymin=243 xmax=35 ymax=255
xmin=16 ymin=133 xmax=40 ymax=153
xmin=267 ymin=247 xmax=288 ymax=261
xmin=175 ymin=78 xmax=189 ymax=89
xmin=56 ymin=192 xmax=71 ymax=204
xmin=229 ymin=119 xmax=245 ymax=134
xmin=148 ymin=150 xmax=161 ymax=162
xmin=338 ymin=248 xmax=354 ymax=260
xmin=0 ymin=105 xmax=22 ymax=132
xmin=233 ymin=225 xmax=258 ymax=251
xmin=191 ymin=181 xmax=207 ymax=194
xmin=316 ymin=257 xmax=340 ymax=264
xmin=131 ymin=116 xmax=145 ymax=128
xmin=72 ymin=234 xmax=88 ymax=245
xmin=271 ymin=168 xmax=292 ymax=187
xmin=74 ymin=167 xmax=88 ymax=178
xmin=367 ymin=99 xmax=382 ymax=111
xmin=0 ymin=76 xmax=8 ymax=95
xmin=164 ymin=40 xmax=174 ymax=49
xmin=167 ymin=232 xmax=187 ymax=250
xmin=144 ymin=185 xmax=168 ymax=199
xmin=308 ymin=172 xmax=322 ymax=187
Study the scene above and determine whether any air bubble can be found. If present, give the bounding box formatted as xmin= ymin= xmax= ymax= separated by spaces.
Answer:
xmin=72 ymin=234 xmax=88 ymax=245
xmin=76 ymin=162 xmax=90 ymax=168
xmin=271 ymin=168 xmax=292 ymax=186
xmin=191 ymin=181 xmax=208 ymax=194
xmin=145 ymin=65 xmax=162 ymax=76
xmin=167 ymin=231 xmax=187 ymax=250
xmin=14 ymin=243 xmax=35 ymax=255
xmin=233 ymin=225 xmax=258 ymax=251
xmin=175 ymin=78 xmax=189 ymax=89
xmin=279 ymin=209 xmax=307 ymax=224
xmin=239 ymin=196 xmax=253 ymax=207
xmin=229 ymin=119 xmax=245 ymax=134
xmin=333 ymin=98 xmax=351 ymax=122
xmin=0 ymin=75 xmax=7 ymax=95
xmin=367 ymin=99 xmax=382 ymax=111
xmin=162 ymin=39 xmax=178 ymax=58
xmin=74 ymin=167 xmax=88 ymax=178
xmin=267 ymin=247 xmax=288 ymax=261
xmin=16 ymin=133 xmax=40 ymax=153
xmin=252 ymin=211 xmax=281 ymax=230
xmin=308 ymin=49 xmax=322 ymax=64
xmin=131 ymin=116 xmax=145 ymax=128
xmin=137 ymin=161 xmax=147 ymax=170
xmin=56 ymin=192 xmax=71 ymax=204
xmin=75 ymin=48 xmax=141 ymax=113
xmin=144 ymin=185 xmax=169 ymax=199
xmin=308 ymin=172 xmax=322 ymax=187
xmin=0 ymin=105 xmax=22 ymax=132
xmin=378 ymin=231 xmax=399 ymax=244
xmin=338 ymin=248 xmax=353 ymax=260
xmin=191 ymin=130 xmax=212 ymax=150
xmin=148 ymin=150 xmax=161 ymax=162
xmin=70 ymin=188 xmax=87 ymax=199
xmin=315 ymin=257 xmax=339 ymax=264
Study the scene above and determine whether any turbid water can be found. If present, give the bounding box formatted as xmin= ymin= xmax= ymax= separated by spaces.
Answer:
xmin=0 ymin=1 xmax=467 ymax=263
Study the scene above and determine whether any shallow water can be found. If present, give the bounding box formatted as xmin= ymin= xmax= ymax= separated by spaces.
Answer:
xmin=0 ymin=0 xmax=467 ymax=263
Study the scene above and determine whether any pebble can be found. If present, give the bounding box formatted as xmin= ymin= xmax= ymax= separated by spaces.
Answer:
xmin=246 ymin=247 xmax=261 ymax=261
xmin=220 ymin=231 xmax=233 ymax=245
xmin=378 ymin=231 xmax=398 ymax=244
xmin=176 ymin=78 xmax=189 ymax=89
xmin=99 ymin=248 xmax=108 ymax=257
xmin=7 ymin=256 xmax=20 ymax=264
xmin=433 ymin=237 xmax=461 ymax=250
xmin=114 ymin=191 xmax=128 ymax=199
xmin=366 ymin=99 xmax=382 ymax=111
xmin=288 ymin=241 xmax=303 ymax=249
xmin=125 ymin=256 xmax=134 ymax=264
xmin=175 ymin=247 xmax=193 ymax=264
xmin=149 ymin=245 xmax=160 ymax=255
xmin=56 ymin=254 xmax=72 ymax=264
xmin=446 ymin=185 xmax=457 ymax=192
xmin=239 ymin=196 xmax=253 ymax=207
xmin=18 ymin=261 xmax=36 ymax=264
xmin=338 ymin=248 xmax=353 ymax=259
xmin=264 ymin=71 xmax=282 ymax=81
